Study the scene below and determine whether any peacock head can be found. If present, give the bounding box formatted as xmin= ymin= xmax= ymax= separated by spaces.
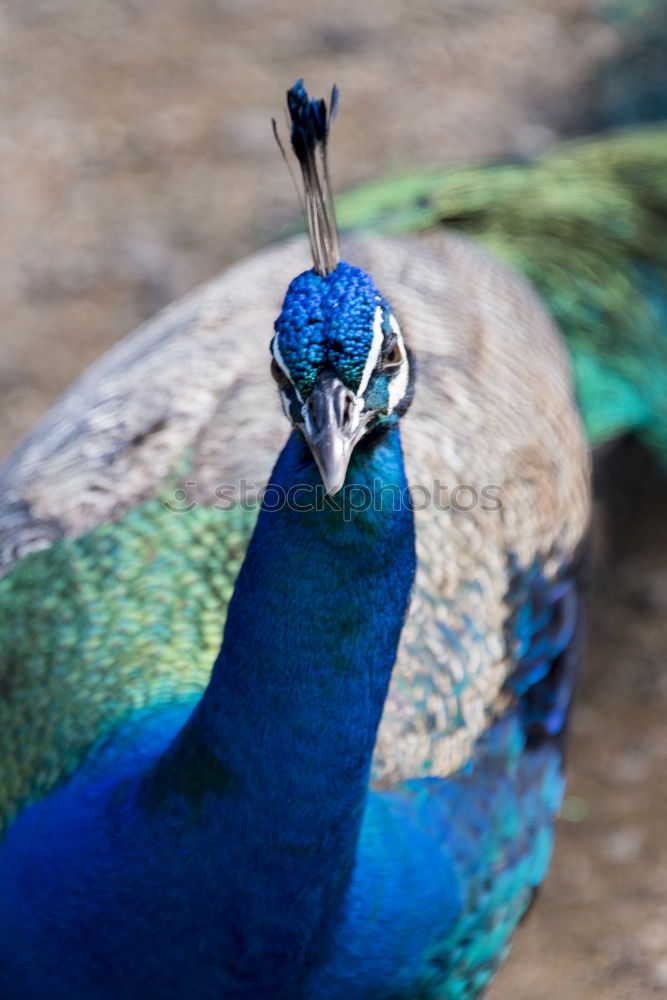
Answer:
xmin=271 ymin=80 xmax=414 ymax=495
xmin=271 ymin=262 xmax=412 ymax=495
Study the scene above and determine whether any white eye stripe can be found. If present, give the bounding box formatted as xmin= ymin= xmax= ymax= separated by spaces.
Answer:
xmin=386 ymin=316 xmax=409 ymax=414
xmin=387 ymin=364 xmax=409 ymax=414
xmin=386 ymin=315 xmax=406 ymax=362
xmin=271 ymin=335 xmax=303 ymax=404
xmin=279 ymin=389 xmax=292 ymax=420
xmin=273 ymin=311 xmax=409 ymax=417
xmin=356 ymin=306 xmax=385 ymax=397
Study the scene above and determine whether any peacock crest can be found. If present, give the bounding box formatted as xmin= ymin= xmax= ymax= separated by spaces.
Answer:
xmin=274 ymin=78 xmax=340 ymax=276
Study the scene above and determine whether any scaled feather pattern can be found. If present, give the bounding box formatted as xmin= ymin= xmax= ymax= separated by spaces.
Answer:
xmin=6 ymin=66 xmax=664 ymax=999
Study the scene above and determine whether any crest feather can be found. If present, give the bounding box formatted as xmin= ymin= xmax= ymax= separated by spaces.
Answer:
xmin=273 ymin=79 xmax=340 ymax=276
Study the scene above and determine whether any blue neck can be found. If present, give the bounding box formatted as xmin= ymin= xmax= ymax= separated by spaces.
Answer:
xmin=143 ymin=427 xmax=416 ymax=993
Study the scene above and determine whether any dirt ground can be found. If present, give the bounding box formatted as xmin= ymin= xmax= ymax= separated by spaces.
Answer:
xmin=2 ymin=1 xmax=667 ymax=996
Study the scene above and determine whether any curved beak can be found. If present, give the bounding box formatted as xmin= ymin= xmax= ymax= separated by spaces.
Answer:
xmin=299 ymin=371 xmax=369 ymax=496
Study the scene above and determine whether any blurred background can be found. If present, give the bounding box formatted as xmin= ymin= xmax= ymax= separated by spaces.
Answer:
xmin=2 ymin=0 xmax=667 ymax=996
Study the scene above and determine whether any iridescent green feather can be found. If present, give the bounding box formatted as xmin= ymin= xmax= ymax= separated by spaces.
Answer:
xmin=0 ymin=499 xmax=257 ymax=833
xmin=336 ymin=125 xmax=667 ymax=462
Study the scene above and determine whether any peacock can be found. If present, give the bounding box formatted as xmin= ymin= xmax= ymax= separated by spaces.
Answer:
xmin=0 ymin=69 xmax=665 ymax=998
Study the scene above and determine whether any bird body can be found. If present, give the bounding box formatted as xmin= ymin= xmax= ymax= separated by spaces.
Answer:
xmin=15 ymin=68 xmax=667 ymax=996
xmin=0 ymin=220 xmax=590 ymax=996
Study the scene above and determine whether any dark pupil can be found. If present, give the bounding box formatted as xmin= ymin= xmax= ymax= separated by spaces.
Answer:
xmin=271 ymin=358 xmax=290 ymax=389
xmin=385 ymin=345 xmax=401 ymax=366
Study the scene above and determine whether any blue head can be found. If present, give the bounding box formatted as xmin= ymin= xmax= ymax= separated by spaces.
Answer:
xmin=271 ymin=261 xmax=413 ymax=494
xmin=271 ymin=81 xmax=414 ymax=494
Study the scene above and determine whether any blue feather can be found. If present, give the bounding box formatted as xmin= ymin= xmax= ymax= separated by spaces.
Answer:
xmin=0 ymin=80 xmax=592 ymax=999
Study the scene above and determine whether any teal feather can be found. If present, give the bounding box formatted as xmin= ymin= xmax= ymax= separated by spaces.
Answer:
xmin=335 ymin=126 xmax=667 ymax=462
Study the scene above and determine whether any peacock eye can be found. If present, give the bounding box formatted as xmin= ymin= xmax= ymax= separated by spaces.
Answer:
xmin=271 ymin=358 xmax=290 ymax=389
xmin=382 ymin=343 xmax=402 ymax=372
